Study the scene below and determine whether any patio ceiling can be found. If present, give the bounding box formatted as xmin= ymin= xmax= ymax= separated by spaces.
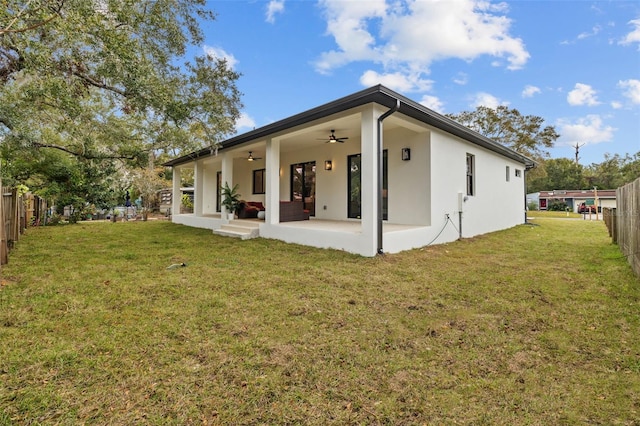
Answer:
xmin=223 ymin=112 xmax=420 ymax=161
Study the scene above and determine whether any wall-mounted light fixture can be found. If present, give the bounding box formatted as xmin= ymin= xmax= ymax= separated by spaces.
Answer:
xmin=324 ymin=160 xmax=333 ymax=171
xmin=402 ymin=148 xmax=411 ymax=161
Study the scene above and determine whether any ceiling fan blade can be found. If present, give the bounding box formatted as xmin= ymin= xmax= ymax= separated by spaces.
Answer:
xmin=319 ymin=130 xmax=348 ymax=143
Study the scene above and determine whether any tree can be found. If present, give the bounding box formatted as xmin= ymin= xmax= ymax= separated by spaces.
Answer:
xmin=620 ymin=152 xmax=640 ymax=185
xmin=131 ymin=167 xmax=166 ymax=220
xmin=447 ymin=105 xmax=560 ymax=192
xmin=582 ymin=152 xmax=640 ymax=189
xmin=527 ymin=158 xmax=585 ymax=193
xmin=1 ymin=0 xmax=242 ymax=210
xmin=447 ymin=105 xmax=560 ymax=160
xmin=584 ymin=153 xmax=626 ymax=190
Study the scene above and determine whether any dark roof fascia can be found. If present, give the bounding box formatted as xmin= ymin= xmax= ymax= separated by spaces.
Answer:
xmin=164 ymin=84 xmax=535 ymax=168
xmin=163 ymin=86 xmax=386 ymax=167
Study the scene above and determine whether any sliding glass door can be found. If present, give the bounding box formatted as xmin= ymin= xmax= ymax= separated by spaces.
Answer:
xmin=290 ymin=161 xmax=316 ymax=216
xmin=216 ymin=171 xmax=222 ymax=212
xmin=347 ymin=151 xmax=387 ymax=220
xmin=348 ymin=154 xmax=361 ymax=219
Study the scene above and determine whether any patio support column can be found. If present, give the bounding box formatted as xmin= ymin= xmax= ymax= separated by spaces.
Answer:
xmin=172 ymin=166 xmax=182 ymax=216
xmin=221 ymin=152 xmax=234 ymax=216
xmin=193 ymin=160 xmax=204 ymax=217
xmin=360 ymin=106 xmax=378 ymax=256
xmin=265 ymin=137 xmax=280 ymax=224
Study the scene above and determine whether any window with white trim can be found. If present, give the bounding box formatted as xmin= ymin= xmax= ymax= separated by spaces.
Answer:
xmin=506 ymin=166 xmax=510 ymax=182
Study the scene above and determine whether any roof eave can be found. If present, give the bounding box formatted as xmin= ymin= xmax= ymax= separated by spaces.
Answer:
xmin=163 ymin=84 xmax=534 ymax=168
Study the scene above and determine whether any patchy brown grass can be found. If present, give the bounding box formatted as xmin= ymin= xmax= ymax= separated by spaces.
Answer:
xmin=0 ymin=218 xmax=638 ymax=425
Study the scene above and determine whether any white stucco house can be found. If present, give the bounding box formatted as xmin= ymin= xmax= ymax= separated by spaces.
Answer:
xmin=164 ymin=85 xmax=534 ymax=257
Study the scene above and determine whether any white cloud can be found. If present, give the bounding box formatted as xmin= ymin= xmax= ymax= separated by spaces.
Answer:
xmin=204 ymin=46 xmax=238 ymax=70
xmin=619 ymin=18 xmax=640 ymax=48
xmin=611 ymin=101 xmax=623 ymax=109
xmin=315 ymin=0 xmax=529 ymax=76
xmin=567 ymin=83 xmax=600 ymax=106
xmin=577 ymin=25 xmax=601 ymax=40
xmin=470 ymin=92 xmax=509 ymax=109
xmin=266 ymin=0 xmax=285 ymax=24
xmin=359 ymin=70 xmax=433 ymax=92
xmin=557 ymin=115 xmax=615 ymax=146
xmin=419 ymin=95 xmax=444 ymax=113
xmin=618 ymin=79 xmax=640 ymax=104
xmin=522 ymin=85 xmax=541 ymax=98
xmin=453 ymin=72 xmax=468 ymax=85
xmin=236 ymin=113 xmax=256 ymax=131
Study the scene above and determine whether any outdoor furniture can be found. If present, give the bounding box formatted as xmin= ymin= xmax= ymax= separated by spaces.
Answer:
xmin=238 ymin=201 xmax=265 ymax=219
xmin=279 ymin=201 xmax=310 ymax=222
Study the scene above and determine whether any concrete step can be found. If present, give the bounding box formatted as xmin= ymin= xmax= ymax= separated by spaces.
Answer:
xmin=228 ymin=219 xmax=260 ymax=229
xmin=213 ymin=221 xmax=260 ymax=240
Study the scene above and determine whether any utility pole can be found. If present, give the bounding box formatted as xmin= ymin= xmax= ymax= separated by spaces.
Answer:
xmin=573 ymin=142 xmax=585 ymax=164
xmin=594 ymin=186 xmax=599 ymax=221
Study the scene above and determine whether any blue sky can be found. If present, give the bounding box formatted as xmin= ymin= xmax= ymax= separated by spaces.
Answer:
xmin=200 ymin=0 xmax=640 ymax=166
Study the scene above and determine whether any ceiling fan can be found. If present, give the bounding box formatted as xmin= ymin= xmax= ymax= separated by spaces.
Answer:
xmin=319 ymin=129 xmax=348 ymax=143
xmin=247 ymin=151 xmax=262 ymax=161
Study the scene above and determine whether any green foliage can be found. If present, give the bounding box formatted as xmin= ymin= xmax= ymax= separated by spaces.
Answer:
xmin=181 ymin=193 xmax=193 ymax=209
xmin=585 ymin=152 xmax=640 ymax=189
xmin=528 ymin=157 xmax=585 ymax=193
xmin=221 ymin=182 xmax=241 ymax=214
xmin=46 ymin=213 xmax=63 ymax=225
xmin=620 ymin=152 xmax=640 ymax=184
xmin=1 ymin=144 xmax=124 ymax=216
xmin=547 ymin=199 xmax=569 ymax=211
xmin=447 ymin=105 xmax=559 ymax=160
xmin=528 ymin=152 xmax=640 ymax=193
xmin=15 ymin=183 xmax=29 ymax=196
xmin=0 ymin=0 xmax=242 ymax=212
xmin=131 ymin=168 xmax=167 ymax=212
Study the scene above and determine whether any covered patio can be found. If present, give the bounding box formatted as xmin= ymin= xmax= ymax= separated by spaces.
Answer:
xmin=171 ymin=213 xmax=439 ymax=254
xmin=173 ymin=214 xmax=425 ymax=233
xmin=165 ymin=85 xmax=532 ymax=256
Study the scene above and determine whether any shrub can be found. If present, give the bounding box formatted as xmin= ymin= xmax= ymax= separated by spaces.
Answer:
xmin=181 ymin=194 xmax=193 ymax=209
xmin=548 ymin=200 xmax=568 ymax=211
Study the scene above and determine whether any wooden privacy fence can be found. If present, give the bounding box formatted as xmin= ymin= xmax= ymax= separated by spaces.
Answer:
xmin=615 ymin=178 xmax=640 ymax=278
xmin=603 ymin=208 xmax=617 ymax=243
xmin=0 ymin=187 xmax=48 ymax=266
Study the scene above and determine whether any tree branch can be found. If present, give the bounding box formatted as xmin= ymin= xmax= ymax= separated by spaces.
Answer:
xmin=0 ymin=13 xmax=58 ymax=34
xmin=0 ymin=114 xmax=14 ymax=130
xmin=31 ymin=142 xmax=137 ymax=161
xmin=0 ymin=0 xmax=63 ymax=35
xmin=71 ymin=71 xmax=127 ymax=97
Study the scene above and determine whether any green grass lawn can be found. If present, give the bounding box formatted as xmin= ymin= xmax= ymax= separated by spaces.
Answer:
xmin=1 ymin=219 xmax=638 ymax=425
xmin=527 ymin=210 xmax=584 ymax=219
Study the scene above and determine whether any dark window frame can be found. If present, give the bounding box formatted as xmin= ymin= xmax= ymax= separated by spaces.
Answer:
xmin=347 ymin=154 xmax=361 ymax=219
xmin=466 ymin=153 xmax=475 ymax=196
xmin=253 ymin=169 xmax=265 ymax=194
xmin=216 ymin=171 xmax=222 ymax=212
xmin=347 ymin=150 xmax=388 ymax=220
